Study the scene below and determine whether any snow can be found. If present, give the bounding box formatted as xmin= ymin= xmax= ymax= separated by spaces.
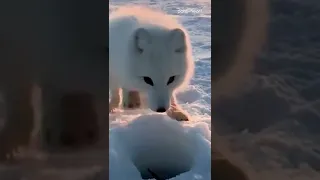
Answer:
xmin=109 ymin=114 xmax=210 ymax=180
xmin=109 ymin=0 xmax=211 ymax=179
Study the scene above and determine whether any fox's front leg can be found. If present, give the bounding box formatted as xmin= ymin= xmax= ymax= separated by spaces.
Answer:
xmin=0 ymin=83 xmax=34 ymax=161
xmin=122 ymin=88 xmax=141 ymax=109
xmin=109 ymin=88 xmax=121 ymax=113
xmin=166 ymin=96 xmax=190 ymax=121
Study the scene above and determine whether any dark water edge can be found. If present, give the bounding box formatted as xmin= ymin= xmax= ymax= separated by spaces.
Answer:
xmin=213 ymin=0 xmax=320 ymax=173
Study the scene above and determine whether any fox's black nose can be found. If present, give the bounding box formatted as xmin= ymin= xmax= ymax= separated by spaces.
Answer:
xmin=156 ymin=107 xmax=167 ymax=113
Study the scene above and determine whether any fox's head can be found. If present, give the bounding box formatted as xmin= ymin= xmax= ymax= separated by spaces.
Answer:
xmin=127 ymin=27 xmax=194 ymax=112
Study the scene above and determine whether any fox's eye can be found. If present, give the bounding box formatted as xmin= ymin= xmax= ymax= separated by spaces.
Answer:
xmin=143 ymin=77 xmax=154 ymax=86
xmin=167 ymin=76 xmax=175 ymax=85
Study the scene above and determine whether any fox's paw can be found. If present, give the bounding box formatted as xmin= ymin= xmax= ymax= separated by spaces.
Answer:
xmin=167 ymin=108 xmax=190 ymax=121
xmin=109 ymin=102 xmax=119 ymax=113
xmin=123 ymin=91 xmax=141 ymax=109
xmin=110 ymin=88 xmax=121 ymax=113
xmin=109 ymin=98 xmax=120 ymax=113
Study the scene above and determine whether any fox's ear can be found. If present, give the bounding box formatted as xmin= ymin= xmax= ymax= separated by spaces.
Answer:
xmin=169 ymin=28 xmax=186 ymax=53
xmin=134 ymin=28 xmax=151 ymax=53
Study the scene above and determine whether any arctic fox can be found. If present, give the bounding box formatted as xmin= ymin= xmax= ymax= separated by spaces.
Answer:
xmin=109 ymin=6 xmax=195 ymax=121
